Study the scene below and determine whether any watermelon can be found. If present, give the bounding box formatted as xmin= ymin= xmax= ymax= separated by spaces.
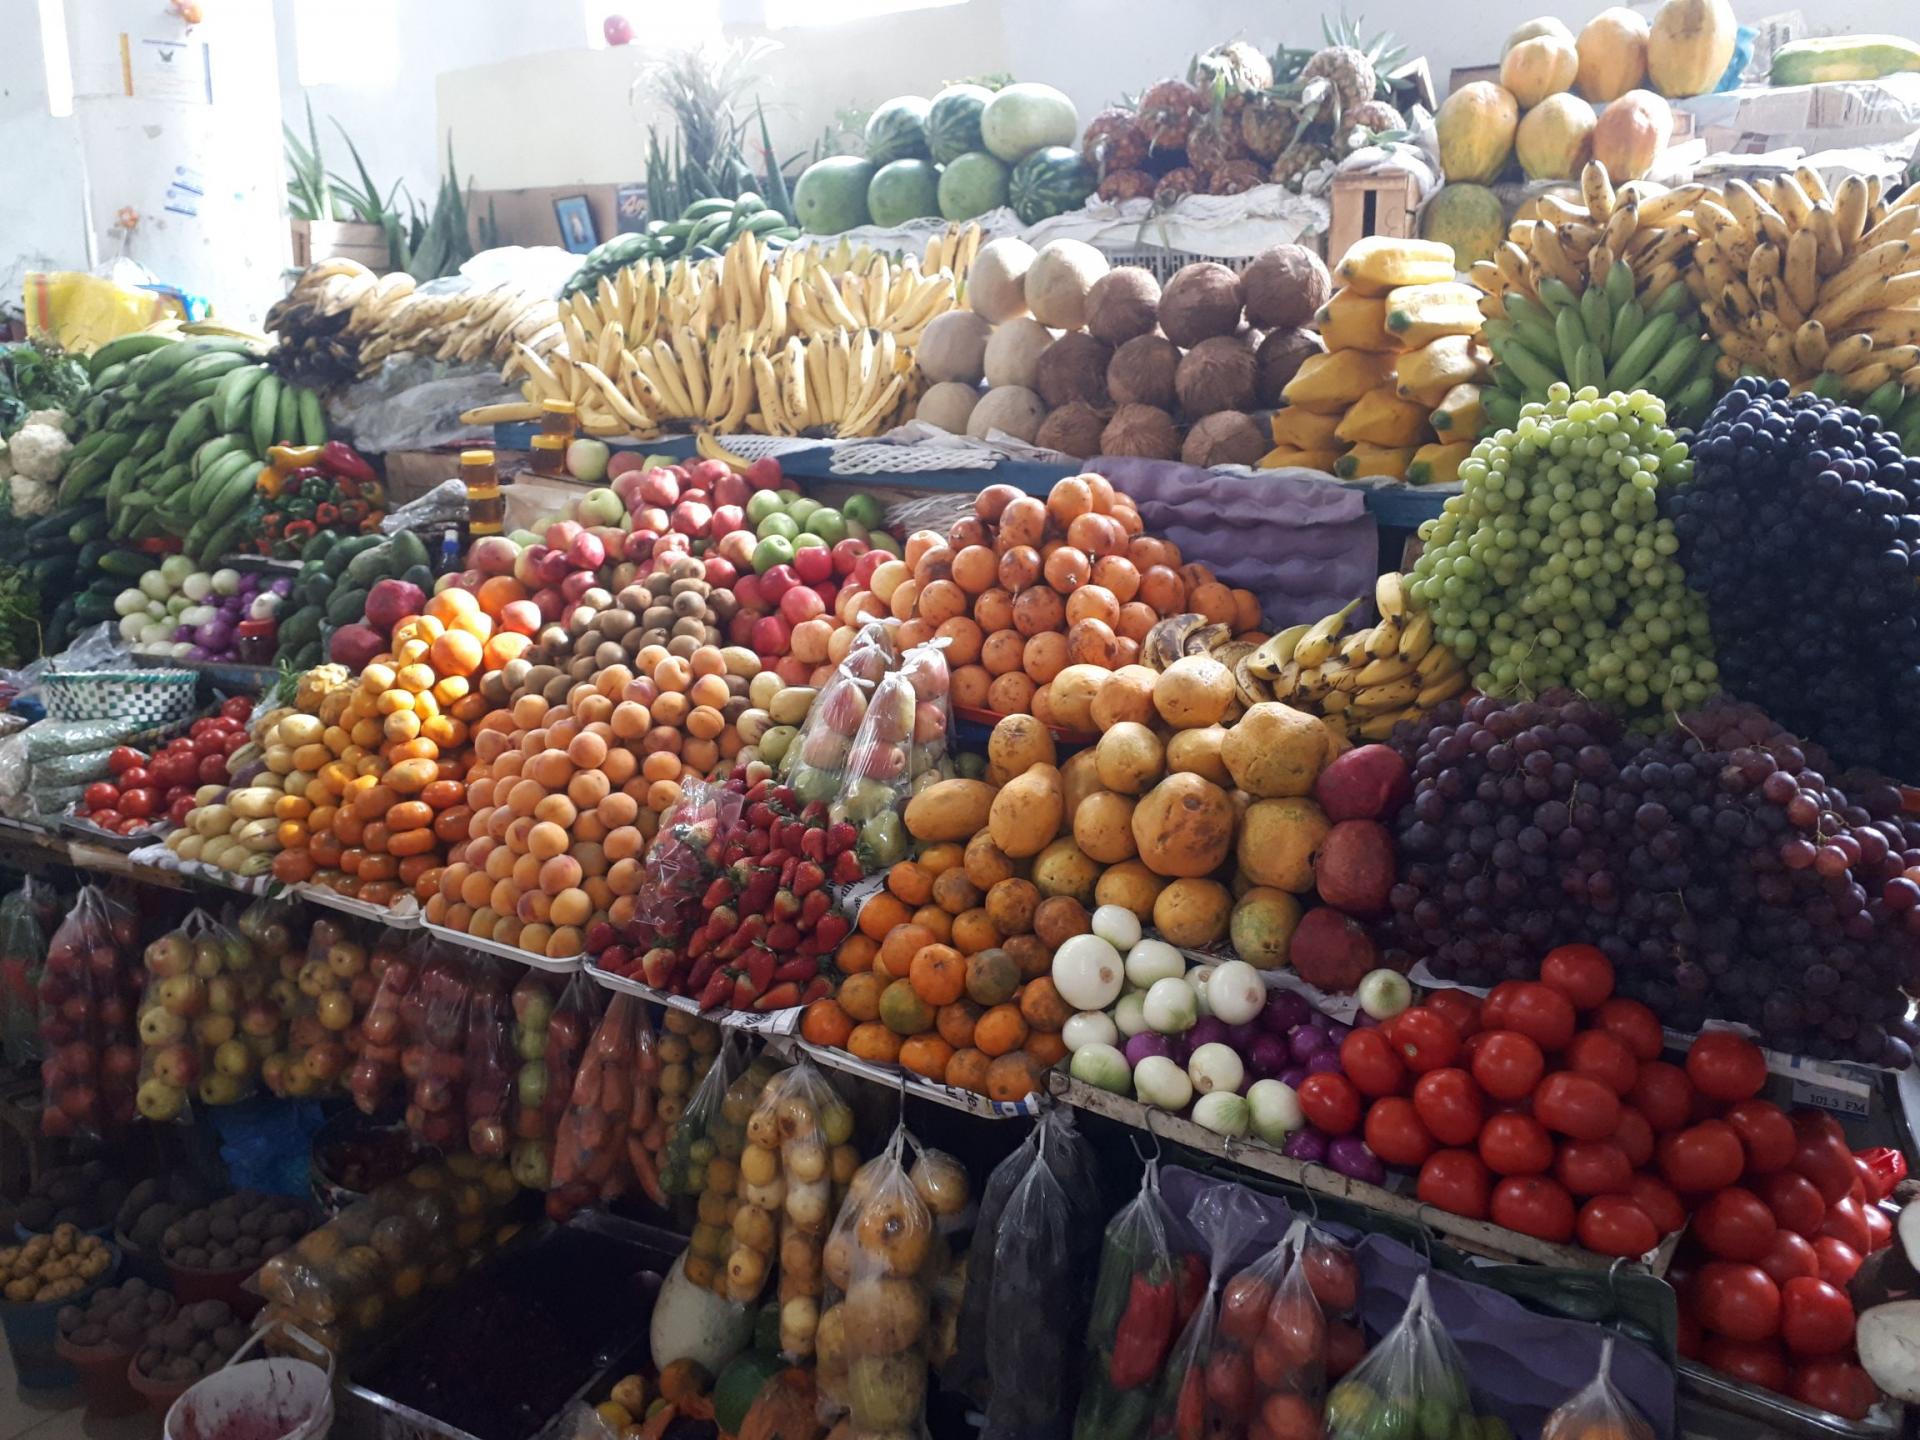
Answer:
xmin=1008 ymin=146 xmax=1097 ymax=224
xmin=864 ymin=96 xmax=932 ymax=165
xmin=867 ymin=159 xmax=941 ymax=227
xmin=980 ymin=82 xmax=1079 ymax=163
xmin=938 ymin=151 xmax=1010 ymax=220
xmin=927 ymin=84 xmax=993 ymax=164
xmin=794 ymin=157 xmax=875 ymax=234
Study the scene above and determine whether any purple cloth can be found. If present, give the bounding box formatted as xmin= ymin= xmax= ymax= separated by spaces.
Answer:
xmin=1090 ymin=459 xmax=1379 ymax=631
xmin=1157 ymin=1166 xmax=1676 ymax=1440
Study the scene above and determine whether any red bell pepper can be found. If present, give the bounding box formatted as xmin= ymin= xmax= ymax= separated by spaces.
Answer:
xmin=319 ymin=440 xmax=376 ymax=484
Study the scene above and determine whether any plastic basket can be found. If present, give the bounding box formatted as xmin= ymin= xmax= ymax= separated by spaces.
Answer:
xmin=41 ymin=671 xmax=197 ymax=726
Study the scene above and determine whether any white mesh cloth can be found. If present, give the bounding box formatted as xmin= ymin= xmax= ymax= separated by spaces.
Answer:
xmin=828 ymin=441 xmax=1001 ymax=475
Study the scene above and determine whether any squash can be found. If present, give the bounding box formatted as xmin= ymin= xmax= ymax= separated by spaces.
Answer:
xmin=1771 ymin=35 xmax=1920 ymax=86
xmin=1334 ymin=386 xmax=1432 ymax=447
xmin=1032 ymin=836 xmax=1100 ymax=903
xmin=987 ymin=764 xmax=1064 ymax=857
xmin=1094 ymin=721 xmax=1165 ymax=795
xmin=1435 ymin=83 xmax=1520 ymax=185
xmin=1383 ymin=282 xmax=1485 ymax=348
xmin=1409 ymin=441 xmax=1474 ymax=485
xmin=904 ymin=779 xmax=997 ymax=842
xmin=1647 ymin=0 xmax=1736 ymax=98
xmin=1152 ymin=877 xmax=1233 ymax=947
xmin=1152 ymin=655 xmax=1235 ymax=729
xmin=1073 ymin=790 xmax=1139 ymax=863
xmin=1576 ymin=7 xmax=1651 ymax=101
xmin=1335 ymin=237 xmax=1457 ymax=295
xmin=1269 ymin=406 xmax=1344 ymax=449
xmin=986 ymin=713 xmax=1056 ymax=784
xmin=1131 ymin=772 xmax=1235 ymax=878
xmin=737 ymin=1367 xmax=824 ymax=1440
xmin=1313 ymin=290 xmax=1398 ymax=352
xmin=1420 ymin=184 xmax=1507 ymax=269
xmin=1281 ymin=349 xmax=1397 ymax=414
xmin=1059 ymin=748 xmax=1104 ymax=822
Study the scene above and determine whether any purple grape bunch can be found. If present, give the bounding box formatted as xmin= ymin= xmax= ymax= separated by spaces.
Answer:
xmin=1380 ymin=689 xmax=1920 ymax=1067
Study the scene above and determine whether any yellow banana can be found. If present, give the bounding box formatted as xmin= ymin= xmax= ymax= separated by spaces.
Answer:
xmin=1293 ymin=599 xmax=1360 ymax=668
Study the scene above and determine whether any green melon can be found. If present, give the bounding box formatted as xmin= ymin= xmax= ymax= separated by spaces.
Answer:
xmin=867 ymin=159 xmax=942 ymax=227
xmin=928 ymin=84 xmax=993 ymax=164
xmin=864 ymin=97 xmax=932 ymax=166
xmin=938 ymin=151 xmax=1010 ymax=220
xmin=1420 ymin=182 xmax=1508 ymax=267
xmin=1008 ymin=146 xmax=1097 ymax=225
xmin=794 ymin=156 xmax=876 ymax=234
xmin=979 ymin=83 xmax=1079 ymax=163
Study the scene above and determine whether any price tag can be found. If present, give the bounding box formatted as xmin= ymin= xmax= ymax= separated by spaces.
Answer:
xmin=834 ymin=872 xmax=887 ymax=919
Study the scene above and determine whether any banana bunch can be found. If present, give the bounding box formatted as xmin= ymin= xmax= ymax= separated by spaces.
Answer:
xmin=756 ymin=328 xmax=919 ymax=439
xmin=503 ymin=323 xmax=761 ymax=438
xmin=1245 ymin=575 xmax=1470 ymax=741
xmin=786 ymin=251 xmax=961 ymax=346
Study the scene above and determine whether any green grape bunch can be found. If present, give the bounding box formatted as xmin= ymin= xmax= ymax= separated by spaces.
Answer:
xmin=1406 ymin=385 xmax=1718 ymax=719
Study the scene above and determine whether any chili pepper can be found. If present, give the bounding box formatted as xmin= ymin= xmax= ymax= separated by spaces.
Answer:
xmin=282 ymin=520 xmax=317 ymax=543
xmin=1109 ymin=1268 xmax=1179 ymax=1389
xmin=134 ymin=536 xmax=183 ymax=556
xmin=1173 ymin=1365 xmax=1205 ymax=1440
xmin=319 ymin=440 xmax=376 ymax=483
xmin=362 ymin=508 xmax=386 ymax=530
xmin=314 ymin=502 xmax=339 ymax=526
xmin=1173 ymin=1252 xmax=1208 ymax=1328
xmin=267 ymin=444 xmax=324 ymax=470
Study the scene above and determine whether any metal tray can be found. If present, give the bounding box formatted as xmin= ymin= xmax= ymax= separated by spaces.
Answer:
xmin=1678 ymin=1360 xmax=1903 ymax=1440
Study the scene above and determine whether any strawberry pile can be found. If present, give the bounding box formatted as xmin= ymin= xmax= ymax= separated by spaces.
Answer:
xmin=595 ymin=773 xmax=861 ymax=1013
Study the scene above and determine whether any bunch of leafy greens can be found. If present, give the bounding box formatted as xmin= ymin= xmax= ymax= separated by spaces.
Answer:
xmin=0 ymin=345 xmax=89 ymax=438
xmin=0 ymin=564 xmax=42 ymax=667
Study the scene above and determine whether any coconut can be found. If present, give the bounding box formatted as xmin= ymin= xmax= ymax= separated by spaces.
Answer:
xmin=1240 ymin=244 xmax=1332 ymax=329
xmin=1025 ymin=239 xmax=1110 ymax=330
xmin=1175 ymin=335 xmax=1257 ymax=417
xmin=917 ymin=311 xmax=993 ymax=384
xmin=1159 ymin=262 xmax=1244 ymax=347
xmin=916 ymin=381 xmax=983 ymax=433
xmin=983 ymin=317 xmax=1056 ymax=390
xmin=1035 ymin=401 xmax=1111 ymax=460
xmin=1036 ymin=331 xmax=1114 ymax=409
xmin=1085 ymin=268 xmax=1162 ymax=346
xmin=1255 ymin=327 xmax=1326 ymax=406
xmin=1101 ymin=404 xmax=1182 ymax=461
xmin=1181 ymin=411 xmax=1266 ymax=468
xmin=1107 ymin=334 xmax=1180 ymax=410
xmin=966 ymin=385 xmax=1047 ymax=443
xmin=970 ymin=237 xmax=1036 ymax=322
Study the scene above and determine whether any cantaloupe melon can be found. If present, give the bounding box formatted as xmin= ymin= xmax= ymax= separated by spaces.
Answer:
xmin=1421 ymin=184 xmax=1507 ymax=269
xmin=1647 ymin=0 xmax=1737 ymax=98
xmin=1516 ymin=93 xmax=1597 ymax=181
xmin=1024 ymin=240 xmax=1109 ymax=330
xmin=969 ymin=238 xmax=1036 ymax=322
xmin=966 ymin=386 xmax=1047 ymax=443
xmin=1576 ymin=8 xmax=1651 ymax=102
xmin=1591 ymin=90 xmax=1672 ymax=182
xmin=1435 ymin=83 xmax=1520 ymax=184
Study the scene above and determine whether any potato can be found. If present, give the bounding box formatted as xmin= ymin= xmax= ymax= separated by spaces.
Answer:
xmin=987 ymin=765 xmax=1065 ymax=858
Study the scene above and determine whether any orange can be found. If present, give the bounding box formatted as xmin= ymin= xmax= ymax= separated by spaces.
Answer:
xmin=800 ymin=999 xmax=854 ymax=1049
xmin=986 ymin=1053 xmax=1045 ymax=1103
xmin=886 ymin=862 xmax=932 ymax=907
xmin=974 ymin=1003 xmax=1028 ymax=1058
xmin=950 ymin=908 xmax=1000 ymax=956
xmin=931 ymin=868 xmax=982 ymax=916
xmin=846 ymin=1022 xmax=902 ymax=1065
xmin=877 ymin=979 xmax=934 ymax=1037
xmin=836 ymin=933 xmax=877 ymax=975
xmin=1018 ymin=976 xmax=1071 ymax=1033
xmin=425 ymin=588 xmax=480 ymax=625
xmin=964 ymin=949 xmax=1021 ymax=1007
xmin=899 ymin=1034 xmax=955 ymax=1082
xmin=858 ymin=891 xmax=911 ymax=943
xmin=918 ymin=843 xmax=964 ymax=877
xmin=1024 ymin=1030 xmax=1068 ymax=1067
xmin=945 ymin=1048 xmax=991 ymax=1095
xmin=935 ymin=999 xmax=982 ymax=1050
xmin=909 ymin=905 xmax=953 ymax=944
xmin=876 ymin=923 xmax=935 ymax=981
xmin=476 ymin=576 xmax=527 ymax=615
xmin=837 ymin=972 xmax=883 ymax=1023
xmin=907 ymin=944 xmax=966 ymax=1007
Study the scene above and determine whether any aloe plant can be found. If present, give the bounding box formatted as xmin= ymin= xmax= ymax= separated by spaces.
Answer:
xmin=283 ymin=98 xmax=336 ymax=223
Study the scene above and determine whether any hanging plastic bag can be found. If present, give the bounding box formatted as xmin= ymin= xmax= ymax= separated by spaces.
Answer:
xmin=549 ymin=991 xmax=661 ymax=1221
xmin=464 ymin=960 xmax=513 ymax=1159
xmin=1300 ymin=1231 xmax=1364 ymax=1382
xmin=1148 ymin=1182 xmax=1271 ymax=1440
xmin=134 ymin=910 xmax=242 ymax=1122
xmin=625 ymin=1001 xmax=666 ymax=1208
xmin=1326 ymin=1274 xmax=1483 ymax=1440
xmin=683 ymin=1048 xmax=784 ymax=1296
xmin=347 ymin=929 xmax=429 ymax=1115
xmin=1075 ymin=1161 xmax=1181 ymax=1440
xmin=38 ymin=884 xmax=140 ymax=1138
xmin=783 ymin=622 xmax=897 ymax=808
xmin=660 ymin=1031 xmax=744 ymax=1204
xmin=1542 ymin=1337 xmax=1654 ymax=1440
xmin=0 ymin=880 xmax=51 ymax=1066
xmin=404 ymin=945 xmax=473 ymax=1148
xmin=1236 ymin=1220 xmax=1337 ymax=1433
xmin=727 ymin=1058 xmax=851 ymax=1320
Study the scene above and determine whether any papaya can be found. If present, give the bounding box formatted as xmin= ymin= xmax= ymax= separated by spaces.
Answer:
xmin=1772 ymin=35 xmax=1920 ymax=86
xmin=1591 ymin=89 xmax=1672 ymax=182
xmin=1395 ymin=334 xmax=1488 ymax=407
xmin=1504 ymin=17 xmax=1574 ymax=53
xmin=1335 ymin=237 xmax=1456 ymax=295
xmin=1435 ymin=83 xmax=1520 ymax=185
xmin=1500 ymin=35 xmax=1579 ymax=108
xmin=1408 ymin=440 xmax=1474 ymax=485
xmin=1419 ymin=184 xmax=1508 ymax=270
xmin=1334 ymin=443 xmax=1418 ymax=480
xmin=1576 ymin=7 xmax=1651 ymax=101
xmin=1384 ymin=280 xmax=1487 ymax=346
xmin=1516 ymin=93 xmax=1598 ymax=181
xmin=1259 ymin=447 xmax=1345 ymax=473
xmin=1647 ymin=0 xmax=1737 ymax=98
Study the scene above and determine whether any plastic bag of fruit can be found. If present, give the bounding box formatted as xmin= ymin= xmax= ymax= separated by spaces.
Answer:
xmin=134 ymin=910 xmax=240 ymax=1122
xmin=347 ymin=928 xmax=429 ymax=1115
xmin=1299 ymin=1231 xmax=1363 ymax=1385
xmin=654 ymin=1012 xmax=722 ymax=1141
xmin=463 ymin=960 xmax=513 ymax=1160
xmin=1074 ymin=1160 xmax=1184 ymax=1440
xmin=0 ymin=879 xmax=51 ymax=1066
xmin=1538 ymin=1337 xmax=1653 ymax=1440
xmin=259 ymin=914 xmax=364 ymax=1102
xmin=1147 ymin=1182 xmax=1270 ymax=1440
xmin=502 ymin=971 xmax=561 ymax=1189
xmin=38 ymin=884 xmax=140 ymax=1138
xmin=1234 ymin=1219 xmax=1342 ymax=1431
xmin=726 ymin=1057 xmax=845 ymax=1311
xmin=782 ymin=621 xmax=897 ymax=808
xmin=684 ymin=1047 xmax=784 ymax=1295
xmin=403 ymin=944 xmax=474 ymax=1148
xmin=832 ymin=639 xmax=953 ymax=860
xmin=659 ymin=1029 xmax=742 ymax=1204
xmin=1326 ymin=1272 xmax=1483 ymax=1440
xmin=549 ymin=991 xmax=660 ymax=1221
xmin=636 ymin=774 xmax=742 ymax=940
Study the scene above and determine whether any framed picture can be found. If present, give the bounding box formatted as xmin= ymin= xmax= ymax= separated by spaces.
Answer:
xmin=615 ymin=183 xmax=648 ymax=234
xmin=553 ymin=195 xmax=598 ymax=253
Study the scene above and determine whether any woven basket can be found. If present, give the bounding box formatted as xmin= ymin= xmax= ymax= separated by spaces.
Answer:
xmin=41 ymin=671 xmax=197 ymax=726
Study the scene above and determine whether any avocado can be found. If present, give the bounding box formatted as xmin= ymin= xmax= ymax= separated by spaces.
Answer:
xmin=389 ymin=528 xmax=430 ymax=574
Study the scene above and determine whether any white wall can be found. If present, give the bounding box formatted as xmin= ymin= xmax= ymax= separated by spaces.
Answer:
xmin=0 ymin=3 xmax=88 ymax=305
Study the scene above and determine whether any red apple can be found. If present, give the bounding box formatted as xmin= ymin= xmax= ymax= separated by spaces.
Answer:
xmin=638 ymin=469 xmax=679 ymax=508
xmin=792 ymin=546 xmax=834 ymax=584
xmin=544 ymin=519 xmax=582 ymax=551
xmin=760 ymin=563 xmax=798 ymax=600
xmin=853 ymin=549 xmax=887 ymax=585
xmin=603 ymin=13 xmax=633 ymax=45
xmin=635 ymin=505 xmax=670 ymax=534
xmin=624 ymin=529 xmax=659 ymax=561
xmin=831 ymin=537 xmax=870 ymax=576
xmin=532 ymin=586 xmax=566 ymax=621
xmin=703 ymin=555 xmax=738 ymax=589
xmin=745 ymin=457 xmax=783 ymax=491
xmin=672 ymin=500 xmax=712 ymax=537
xmin=727 ymin=611 xmax=757 ymax=647
xmin=560 ymin=570 xmax=597 ymax=602
xmin=717 ymin=530 xmax=757 ymax=569
xmin=751 ymin=614 xmax=792 ymax=656
xmin=710 ymin=504 xmax=745 ymax=537
xmin=688 ymin=459 xmax=728 ymax=488
xmin=652 ymin=533 xmax=690 ymax=559
xmin=714 ymin=472 xmax=750 ymax=508
xmin=775 ymin=656 xmax=813 ymax=685
xmin=732 ymin=572 xmax=765 ymax=609
xmin=779 ymin=586 xmax=826 ymax=625
xmin=811 ymin=580 xmax=839 ymax=607
xmin=566 ymin=532 xmax=606 ymax=569
xmin=500 ymin=600 xmax=542 ymax=635
xmin=535 ymin=548 xmax=571 ymax=585
xmin=608 ymin=451 xmax=649 ymax=479
xmin=513 ymin=545 xmax=547 ymax=587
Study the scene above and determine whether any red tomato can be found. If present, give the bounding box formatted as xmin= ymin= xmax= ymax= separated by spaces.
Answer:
xmin=1659 ymin=1120 xmax=1746 ymax=1193
xmin=1564 ymin=1030 xmax=1639 ymax=1096
xmin=1384 ymin=1008 xmax=1460 ymax=1073
xmin=150 ymin=752 xmax=197 ymax=790
xmin=1592 ymin=997 xmax=1664 ymax=1061
xmin=1411 ymin=1068 xmax=1484 ymax=1147
xmin=1854 ymin=1146 xmax=1906 ymax=1203
xmin=1722 ymin=1100 xmax=1795 ymax=1175
xmin=1687 ymin=1031 xmax=1768 ymax=1102
xmin=1491 ymin=982 xmax=1576 ymax=1051
xmin=1490 ymin=1175 xmax=1576 ymax=1242
xmin=191 ymin=732 xmax=225 ymax=758
xmin=1791 ymin=1113 xmax=1860 ymax=1203
xmin=1678 ymin=1309 xmax=1703 ymax=1361
xmin=1540 ymin=944 xmax=1614 ymax=1009
xmin=106 ymin=747 xmax=143 ymax=775
xmin=117 ymin=766 xmax=152 ymax=790
xmin=1758 ymin=1230 xmax=1820 ymax=1286
xmin=219 ymin=731 xmax=247 ymax=756
xmin=1478 ymin=1112 xmax=1554 ymax=1175
xmin=1417 ymin=1149 xmax=1492 ymax=1219
xmin=1297 ymin=1073 xmax=1362 ymax=1136
xmin=89 ymin=809 xmax=121 ymax=831
xmin=1694 ymin=1188 xmax=1779 ymax=1262
xmin=1864 ymin=1202 xmax=1892 ymax=1252
xmin=1819 ymin=1194 xmax=1872 ymax=1254
xmin=1469 ymin=1031 xmax=1545 ymax=1101
xmin=1363 ymin=1097 xmax=1435 ymax=1167
xmin=1702 ymin=1336 xmax=1788 ymax=1393
xmin=189 ymin=717 xmax=218 ymax=737
xmin=220 ymin=697 xmax=253 ymax=721
xmin=1301 ymin=1244 xmax=1359 ymax=1312
xmin=1695 ymin=1261 xmax=1782 ymax=1341
xmin=1577 ymin=1195 xmax=1658 ymax=1257
xmin=1756 ymin=1170 xmax=1828 ymax=1238
xmin=198 ymin=754 xmax=230 ymax=783
xmin=166 ymin=795 xmax=195 ymax=827
xmin=1612 ymin=1107 xmax=1655 ymax=1168
xmin=118 ymin=789 xmax=156 ymax=819
xmin=1534 ymin=1072 xmax=1622 ymax=1141
xmin=81 ymin=782 xmax=117 ymax=812
xmin=1788 ymin=1360 xmax=1879 ymax=1420
xmin=1627 ymin=1175 xmax=1686 ymax=1235
xmin=1340 ymin=1029 xmax=1408 ymax=1099
xmin=1777 ymin=1277 xmax=1854 ymax=1358
xmin=1424 ymin=989 xmax=1481 ymax=1040
xmin=1814 ymin=1236 xmax=1862 ymax=1287
xmin=1555 ymin=1139 xmax=1632 ymax=1196
xmin=1628 ymin=1061 xmax=1694 ymax=1132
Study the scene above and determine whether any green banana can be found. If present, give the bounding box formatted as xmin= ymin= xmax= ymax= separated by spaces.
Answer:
xmin=1645 ymin=332 xmax=1704 ymax=396
xmin=1669 ymin=374 xmax=1715 ymax=425
xmin=1607 ymin=312 xmax=1679 ymax=392
xmin=1554 ymin=306 xmax=1588 ymax=380
xmin=296 ymin=386 xmax=327 ymax=447
xmin=1865 ymin=379 xmax=1906 ymax=420
xmin=215 ymin=364 xmax=268 ymax=432
xmin=1579 ymin=287 xmax=1613 ymax=361
xmin=1494 ymin=337 xmax=1561 ymax=396
xmin=250 ymin=373 xmax=282 ymax=458
xmin=1539 ymin=277 xmax=1581 ymax=311
xmin=1575 ymin=342 xmax=1607 ymax=394
xmin=161 ymin=396 xmax=218 ymax=464
xmin=1604 ymin=260 xmax=1635 ymax=312
xmin=1648 ymin=282 xmax=1689 ymax=318
xmin=191 ymin=434 xmax=245 ymax=479
xmin=275 ymin=384 xmax=299 ymax=453
xmin=1608 ymin=299 xmax=1645 ymax=366
xmin=86 ymin=333 xmax=175 ymax=380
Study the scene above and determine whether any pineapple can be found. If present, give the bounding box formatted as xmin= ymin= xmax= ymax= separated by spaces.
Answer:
xmin=1190 ymin=39 xmax=1275 ymax=97
xmin=1239 ymin=94 xmax=1299 ymax=162
xmin=1207 ymin=159 xmax=1268 ymax=196
xmin=1186 ymin=109 xmax=1249 ymax=173
xmin=1298 ymin=46 xmax=1376 ymax=126
xmin=1153 ymin=167 xmax=1203 ymax=205
xmin=1270 ymin=139 xmax=1335 ymax=194
xmin=1082 ymin=107 xmax=1149 ymax=177
xmin=1349 ymin=100 xmax=1406 ymax=133
xmin=1098 ymin=169 xmax=1157 ymax=203
xmin=1322 ymin=11 xmax=1408 ymax=99
xmin=1138 ymin=79 xmax=1204 ymax=151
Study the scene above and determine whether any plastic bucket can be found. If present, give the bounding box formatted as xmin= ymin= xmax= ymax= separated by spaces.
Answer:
xmin=129 ymin=1354 xmax=196 ymax=1416
xmin=163 ymin=1327 xmax=333 ymax=1440
xmin=55 ymin=1336 xmax=143 ymax=1417
xmin=0 ymin=1263 xmax=115 ymax=1390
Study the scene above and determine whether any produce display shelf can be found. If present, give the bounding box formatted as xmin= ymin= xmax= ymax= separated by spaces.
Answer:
xmin=423 ymin=921 xmax=581 ymax=973
xmin=584 ymin=963 xmax=800 ymax=1035
xmin=142 ymin=656 xmax=281 ymax=693
xmin=782 ymin=1036 xmax=1040 ymax=1119
xmin=1049 ymin=1073 xmax=1676 ymax=1274
xmin=289 ymin=883 xmax=422 ymax=929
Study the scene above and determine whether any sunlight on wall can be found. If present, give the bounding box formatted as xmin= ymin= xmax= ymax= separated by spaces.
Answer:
xmin=294 ymin=0 xmax=397 ymax=87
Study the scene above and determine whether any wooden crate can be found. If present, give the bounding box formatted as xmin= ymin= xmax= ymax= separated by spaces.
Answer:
xmin=289 ymin=220 xmax=390 ymax=272
xmin=1327 ymin=166 xmax=1424 ymax=269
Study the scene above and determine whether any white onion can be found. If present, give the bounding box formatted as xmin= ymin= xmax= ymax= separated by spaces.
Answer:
xmin=1069 ymin=1043 xmax=1132 ymax=1094
xmin=1189 ymin=964 xmax=1218 ymax=1017
xmin=1133 ymin=1055 xmax=1192 ymax=1111
xmin=1357 ymin=968 xmax=1415 ymax=1020
xmin=1091 ymin=904 xmax=1142 ymax=952
xmin=211 ymin=568 xmax=242 ymax=596
xmin=1063 ymin=1010 xmax=1120 ymax=1053
xmin=1187 ymin=1042 xmax=1244 ymax=1096
xmin=1124 ymin=939 xmax=1184 ymax=990
xmin=1207 ymin=961 xmax=1265 ymax=1026
xmin=1193 ymin=1091 xmax=1251 ymax=1137
xmin=1112 ymin=990 xmax=1149 ymax=1037
xmin=1142 ymin=977 xmax=1198 ymax=1034
xmin=1247 ymin=1079 xmax=1304 ymax=1145
xmin=1052 ymin=934 xmax=1125 ymax=1011
xmin=181 ymin=572 xmax=214 ymax=602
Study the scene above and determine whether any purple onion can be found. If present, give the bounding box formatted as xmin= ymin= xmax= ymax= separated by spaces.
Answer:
xmin=1223 ymin=1021 xmax=1260 ymax=1053
xmin=186 ymin=645 xmax=212 ymax=660
xmin=1305 ymin=1048 xmax=1343 ymax=1075
xmin=1248 ymin=1034 xmax=1292 ymax=1079
xmin=1169 ymin=1033 xmax=1192 ymax=1064
xmin=1322 ymin=1020 xmax=1354 ymax=1046
xmin=1124 ymin=1032 xmax=1172 ymax=1066
xmin=1283 ymin=1128 xmax=1329 ymax=1163
xmin=195 ymin=620 xmax=233 ymax=650
xmin=1188 ymin=1016 xmax=1229 ymax=1051
xmin=1354 ymin=1011 xmax=1381 ymax=1028
xmin=1289 ymin=1024 xmax=1328 ymax=1064
xmin=270 ymin=578 xmax=293 ymax=596
xmin=1261 ymin=990 xmax=1311 ymax=1034
xmin=172 ymin=625 xmax=194 ymax=643
xmin=1278 ymin=1065 xmax=1309 ymax=1090
xmin=1326 ymin=1137 xmax=1386 ymax=1185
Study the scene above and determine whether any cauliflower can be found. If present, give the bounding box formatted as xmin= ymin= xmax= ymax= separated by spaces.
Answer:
xmin=21 ymin=410 xmax=71 ymax=434
xmin=8 ymin=477 xmax=55 ymax=517
xmin=6 ymin=423 xmax=72 ymax=484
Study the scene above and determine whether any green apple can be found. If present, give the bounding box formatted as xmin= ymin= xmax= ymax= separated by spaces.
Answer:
xmin=804 ymin=507 xmax=847 ymax=544
xmin=745 ymin=490 xmax=786 ymax=526
xmin=868 ymin=531 xmax=903 ymax=557
xmin=786 ymin=496 xmax=822 ymax=524
xmin=842 ymin=492 xmax=883 ymax=529
xmin=756 ymin=511 xmax=799 ymax=541
xmin=752 ymin=535 xmax=796 ymax=573
xmin=793 ymin=532 xmax=828 ymax=551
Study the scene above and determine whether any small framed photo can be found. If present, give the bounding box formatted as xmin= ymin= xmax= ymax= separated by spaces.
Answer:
xmin=615 ymin=183 xmax=648 ymax=234
xmin=553 ymin=195 xmax=598 ymax=253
